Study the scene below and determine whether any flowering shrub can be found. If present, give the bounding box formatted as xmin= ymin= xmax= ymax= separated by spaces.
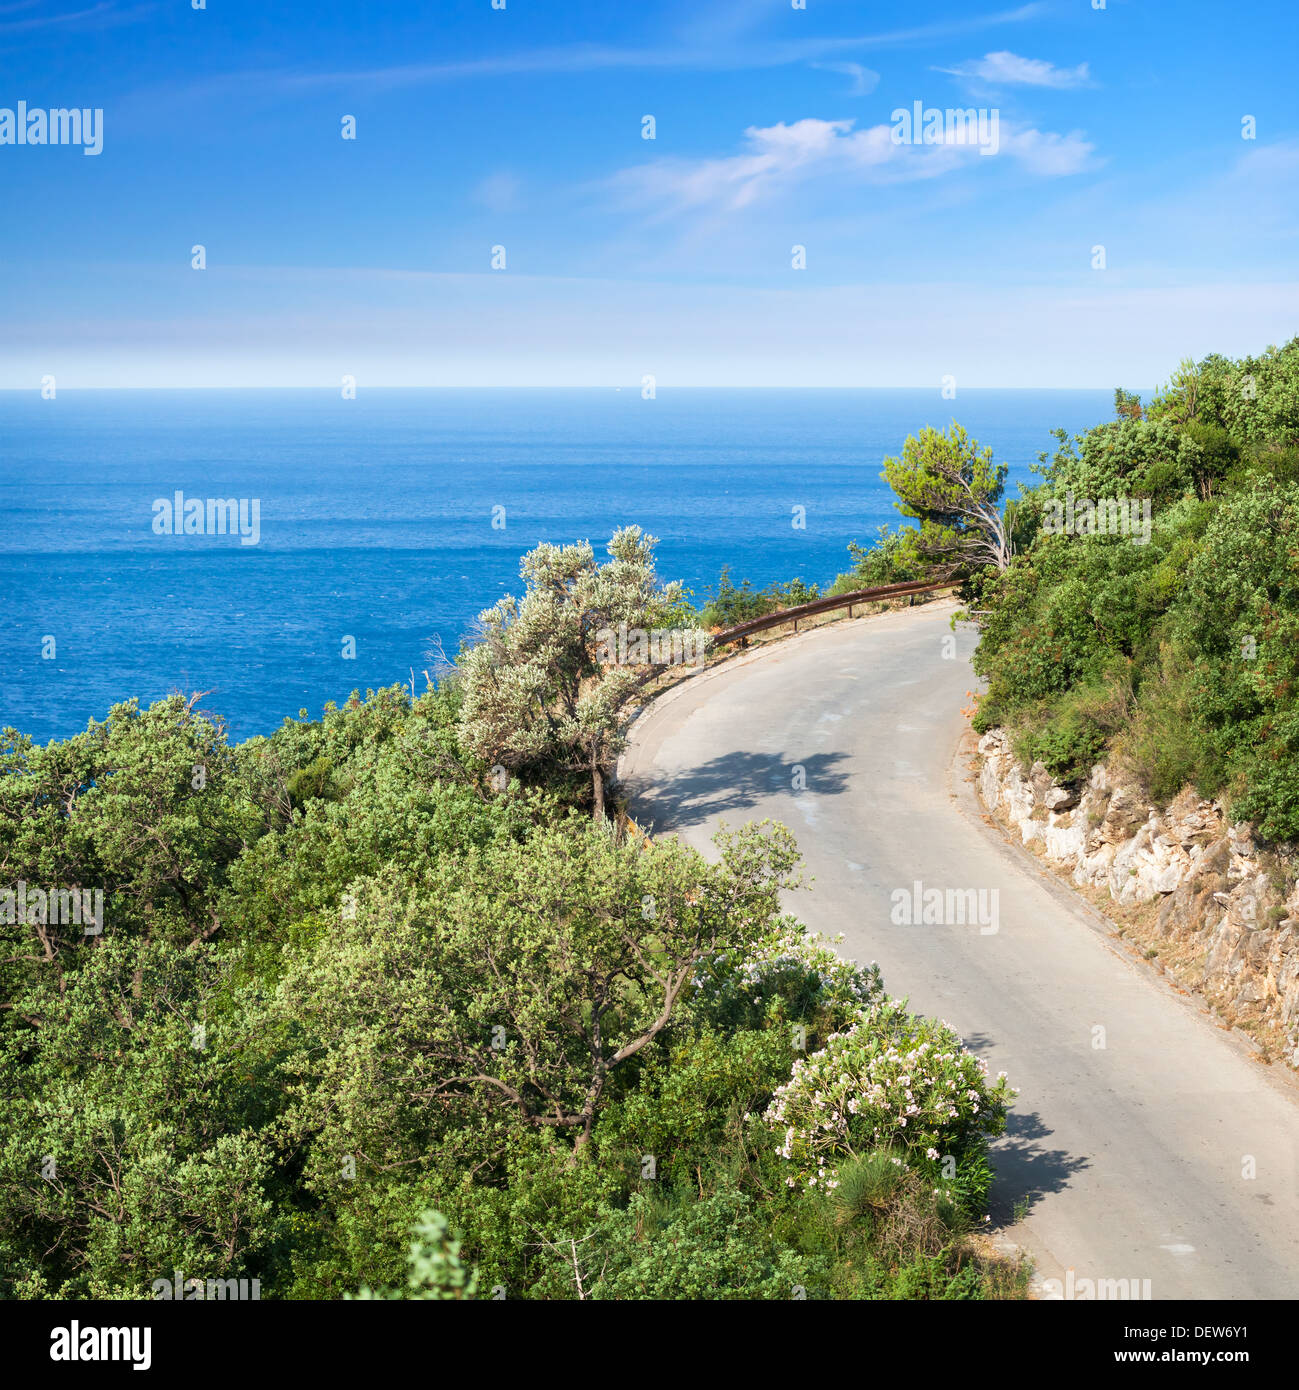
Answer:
xmin=690 ymin=916 xmax=885 ymax=1030
xmin=759 ymin=1000 xmax=1016 ymax=1207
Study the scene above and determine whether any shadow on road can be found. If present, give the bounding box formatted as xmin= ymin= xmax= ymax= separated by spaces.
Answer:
xmin=960 ymin=1034 xmax=1089 ymax=1221
xmin=626 ymin=748 xmax=852 ymax=831
xmin=989 ymin=1108 xmax=1090 ymax=1223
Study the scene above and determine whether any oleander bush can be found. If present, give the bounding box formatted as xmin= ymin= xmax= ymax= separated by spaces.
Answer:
xmin=759 ymin=999 xmax=1016 ymax=1215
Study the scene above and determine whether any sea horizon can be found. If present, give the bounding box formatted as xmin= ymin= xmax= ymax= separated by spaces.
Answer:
xmin=3 ymin=386 xmax=1119 ymax=745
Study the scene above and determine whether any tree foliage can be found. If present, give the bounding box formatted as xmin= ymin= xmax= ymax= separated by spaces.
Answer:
xmin=457 ymin=526 xmax=685 ymax=819
xmin=881 ymin=422 xmax=1012 ymax=573
xmin=972 ymin=338 xmax=1299 ymax=838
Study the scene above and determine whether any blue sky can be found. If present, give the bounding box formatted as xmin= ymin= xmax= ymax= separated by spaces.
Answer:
xmin=2 ymin=0 xmax=1297 ymax=387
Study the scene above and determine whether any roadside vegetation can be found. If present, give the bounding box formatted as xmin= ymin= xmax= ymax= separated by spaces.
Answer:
xmin=967 ymin=340 xmax=1299 ymax=842
xmin=693 ymin=338 xmax=1299 ymax=850
xmin=0 ymin=530 xmax=1023 ymax=1301
xmin=696 ymin=566 xmax=823 ymax=628
xmin=7 ymin=339 xmax=1293 ymax=1301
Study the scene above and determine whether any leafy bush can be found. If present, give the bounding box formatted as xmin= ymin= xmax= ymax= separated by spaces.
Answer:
xmin=971 ymin=339 xmax=1299 ymax=840
xmin=829 ymin=525 xmax=926 ymax=593
xmin=698 ymin=565 xmax=774 ymax=627
xmin=1 ymin=529 xmax=1027 ymax=1301
xmin=697 ymin=568 xmax=822 ymax=628
xmin=760 ymin=999 xmax=1016 ymax=1214
xmin=688 ymin=918 xmax=885 ymax=1034
xmin=593 ymin=1027 xmax=793 ymax=1187
xmin=1018 ymin=670 xmax=1131 ymax=782
xmin=351 ymin=1212 xmax=478 ymax=1300
xmin=585 ymin=1184 xmax=815 ymax=1300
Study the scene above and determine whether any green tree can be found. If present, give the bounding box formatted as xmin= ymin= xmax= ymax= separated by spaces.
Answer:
xmin=1114 ymin=387 xmax=1144 ymax=421
xmin=457 ymin=527 xmax=684 ymax=818
xmin=265 ymin=820 xmax=803 ymax=1182
xmin=0 ymin=937 xmax=276 ymax=1297
xmin=352 ymin=1212 xmax=479 ymax=1300
xmin=881 ymin=423 xmax=1012 ymax=573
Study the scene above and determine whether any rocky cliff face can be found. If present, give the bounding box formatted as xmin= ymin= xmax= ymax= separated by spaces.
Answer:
xmin=977 ymin=729 xmax=1299 ymax=1069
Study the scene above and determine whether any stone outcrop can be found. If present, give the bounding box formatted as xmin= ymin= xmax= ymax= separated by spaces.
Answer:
xmin=977 ymin=729 xmax=1299 ymax=1068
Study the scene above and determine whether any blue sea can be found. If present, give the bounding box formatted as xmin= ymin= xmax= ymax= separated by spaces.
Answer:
xmin=1 ymin=388 xmax=1113 ymax=746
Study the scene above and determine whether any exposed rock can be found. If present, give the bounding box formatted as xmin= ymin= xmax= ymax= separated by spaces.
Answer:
xmin=1195 ymin=838 xmax=1231 ymax=882
xmin=1043 ymin=813 xmax=1086 ymax=864
xmin=1158 ymin=884 xmax=1214 ymax=939
xmin=1152 ymin=862 xmax=1183 ymax=895
xmin=977 ymin=728 xmax=1299 ymax=1069
xmin=1029 ymin=760 xmax=1055 ymax=805
xmin=1100 ymin=786 xmax=1147 ymax=844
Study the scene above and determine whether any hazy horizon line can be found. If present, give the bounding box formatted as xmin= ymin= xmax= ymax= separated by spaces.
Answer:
xmin=0 ymin=383 xmax=1140 ymax=393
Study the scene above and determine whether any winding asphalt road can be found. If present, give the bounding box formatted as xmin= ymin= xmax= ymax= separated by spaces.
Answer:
xmin=618 ymin=600 xmax=1299 ymax=1300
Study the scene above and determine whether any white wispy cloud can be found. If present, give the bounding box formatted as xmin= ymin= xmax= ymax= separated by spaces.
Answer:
xmin=810 ymin=61 xmax=881 ymax=96
xmin=152 ymin=6 xmax=1047 ymax=100
xmin=605 ymin=119 xmax=931 ymax=215
xmin=937 ymin=51 xmax=1092 ymax=89
xmin=607 ymin=113 xmax=1094 ymax=214
xmin=0 ymin=0 xmax=150 ymax=35
xmin=997 ymin=124 xmax=1095 ymax=174
xmin=471 ymin=171 xmax=522 ymax=214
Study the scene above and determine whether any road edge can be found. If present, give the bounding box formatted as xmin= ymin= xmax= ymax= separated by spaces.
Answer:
xmin=945 ymin=726 xmax=1299 ymax=1104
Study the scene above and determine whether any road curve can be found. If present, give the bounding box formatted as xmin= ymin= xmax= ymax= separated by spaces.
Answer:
xmin=618 ymin=600 xmax=1299 ymax=1299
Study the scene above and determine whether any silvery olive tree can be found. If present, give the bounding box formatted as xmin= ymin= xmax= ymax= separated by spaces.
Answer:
xmin=457 ymin=527 xmax=685 ymax=819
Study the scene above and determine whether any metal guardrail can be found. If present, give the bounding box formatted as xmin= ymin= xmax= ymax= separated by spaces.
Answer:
xmin=709 ymin=577 xmax=961 ymax=647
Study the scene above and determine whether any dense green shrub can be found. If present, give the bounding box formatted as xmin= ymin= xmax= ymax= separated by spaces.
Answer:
xmin=687 ymin=918 xmax=885 ymax=1035
xmin=593 ymin=1027 xmax=794 ymax=1187
xmin=698 ymin=565 xmax=775 ymax=627
xmin=0 ymin=673 xmax=1022 ymax=1299
xmin=697 ymin=566 xmax=822 ymax=628
xmin=828 ymin=525 xmax=924 ymax=593
xmin=584 ymin=1184 xmax=816 ymax=1300
xmin=973 ymin=339 xmax=1299 ymax=839
xmin=351 ymin=1212 xmax=479 ymax=1301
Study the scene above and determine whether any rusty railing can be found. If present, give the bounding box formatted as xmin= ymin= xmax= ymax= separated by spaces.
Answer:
xmin=710 ymin=577 xmax=961 ymax=648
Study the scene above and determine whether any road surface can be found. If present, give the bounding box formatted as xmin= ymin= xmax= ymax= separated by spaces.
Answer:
xmin=618 ymin=600 xmax=1299 ymax=1299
